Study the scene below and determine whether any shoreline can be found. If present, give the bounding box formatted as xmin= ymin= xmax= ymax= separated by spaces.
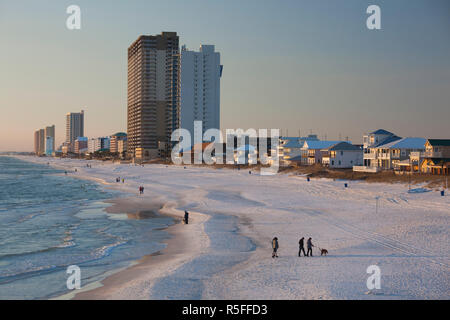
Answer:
xmin=8 ymin=155 xmax=212 ymax=300
xmin=73 ymin=202 xmax=210 ymax=300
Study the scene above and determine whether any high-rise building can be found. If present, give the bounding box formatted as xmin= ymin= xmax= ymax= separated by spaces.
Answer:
xmin=38 ymin=128 xmax=45 ymax=155
xmin=117 ymin=139 xmax=128 ymax=156
xmin=179 ymin=45 xmax=222 ymax=144
xmin=45 ymin=137 xmax=54 ymax=156
xmin=34 ymin=125 xmax=55 ymax=156
xmin=45 ymin=125 xmax=55 ymax=153
xmin=66 ymin=110 xmax=84 ymax=144
xmin=127 ymin=32 xmax=179 ymax=158
xmin=34 ymin=130 xmax=40 ymax=155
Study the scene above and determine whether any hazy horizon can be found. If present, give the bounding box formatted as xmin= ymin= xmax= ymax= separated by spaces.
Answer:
xmin=1 ymin=0 xmax=449 ymax=152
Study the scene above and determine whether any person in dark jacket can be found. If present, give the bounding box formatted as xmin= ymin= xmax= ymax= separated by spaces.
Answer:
xmin=298 ymin=237 xmax=306 ymax=257
xmin=272 ymin=237 xmax=279 ymax=258
xmin=306 ymin=237 xmax=314 ymax=257
xmin=184 ymin=210 xmax=189 ymax=224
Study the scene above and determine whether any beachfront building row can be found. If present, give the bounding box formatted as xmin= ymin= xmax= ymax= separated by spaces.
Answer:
xmin=88 ymin=137 xmax=110 ymax=154
xmin=279 ymin=135 xmax=363 ymax=168
xmin=352 ymin=129 xmax=449 ymax=175
xmin=34 ymin=125 xmax=55 ymax=156
xmin=127 ymin=32 xmax=222 ymax=160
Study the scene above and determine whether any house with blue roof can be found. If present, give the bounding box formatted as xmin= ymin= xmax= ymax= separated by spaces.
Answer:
xmin=354 ymin=130 xmax=426 ymax=172
xmin=354 ymin=129 xmax=401 ymax=172
xmin=321 ymin=142 xmax=363 ymax=168
xmin=279 ymin=134 xmax=319 ymax=166
xmin=301 ymin=140 xmax=348 ymax=165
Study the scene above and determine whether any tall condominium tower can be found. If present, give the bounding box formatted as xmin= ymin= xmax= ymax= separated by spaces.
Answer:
xmin=127 ymin=32 xmax=179 ymax=158
xmin=44 ymin=125 xmax=55 ymax=152
xmin=179 ymin=45 xmax=222 ymax=144
xmin=38 ymin=128 xmax=45 ymax=155
xmin=66 ymin=110 xmax=84 ymax=144
xmin=34 ymin=130 xmax=40 ymax=155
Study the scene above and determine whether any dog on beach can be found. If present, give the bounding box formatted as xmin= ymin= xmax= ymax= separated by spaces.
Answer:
xmin=319 ymin=248 xmax=328 ymax=256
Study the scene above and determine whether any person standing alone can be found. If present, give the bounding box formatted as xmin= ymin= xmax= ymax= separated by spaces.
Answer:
xmin=184 ymin=210 xmax=189 ymax=224
xmin=272 ymin=237 xmax=279 ymax=258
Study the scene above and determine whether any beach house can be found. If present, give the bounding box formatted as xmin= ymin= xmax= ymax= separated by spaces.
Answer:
xmin=355 ymin=133 xmax=426 ymax=172
xmin=353 ymin=129 xmax=402 ymax=172
xmin=301 ymin=140 xmax=347 ymax=165
xmin=321 ymin=142 xmax=363 ymax=168
xmin=420 ymin=139 xmax=450 ymax=175
xmin=279 ymin=134 xmax=319 ymax=166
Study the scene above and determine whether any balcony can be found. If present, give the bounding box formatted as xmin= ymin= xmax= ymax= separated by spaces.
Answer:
xmin=421 ymin=151 xmax=443 ymax=158
xmin=363 ymin=152 xmax=376 ymax=160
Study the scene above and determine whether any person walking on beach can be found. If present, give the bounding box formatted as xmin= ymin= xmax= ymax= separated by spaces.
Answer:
xmin=298 ymin=237 xmax=306 ymax=257
xmin=184 ymin=210 xmax=189 ymax=224
xmin=122 ymin=178 xmax=124 ymax=183
xmin=306 ymin=237 xmax=314 ymax=257
xmin=138 ymin=186 xmax=142 ymax=194
xmin=141 ymin=186 xmax=144 ymax=194
xmin=272 ymin=237 xmax=279 ymax=258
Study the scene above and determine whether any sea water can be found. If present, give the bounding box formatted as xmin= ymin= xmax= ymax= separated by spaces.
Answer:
xmin=0 ymin=156 xmax=173 ymax=299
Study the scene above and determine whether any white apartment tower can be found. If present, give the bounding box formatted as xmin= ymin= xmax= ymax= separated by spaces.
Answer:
xmin=179 ymin=45 xmax=222 ymax=144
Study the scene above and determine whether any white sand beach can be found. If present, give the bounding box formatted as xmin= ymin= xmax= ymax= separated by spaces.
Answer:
xmin=14 ymin=156 xmax=450 ymax=299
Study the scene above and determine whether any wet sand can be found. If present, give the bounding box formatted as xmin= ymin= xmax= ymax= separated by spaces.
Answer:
xmin=71 ymin=196 xmax=210 ymax=300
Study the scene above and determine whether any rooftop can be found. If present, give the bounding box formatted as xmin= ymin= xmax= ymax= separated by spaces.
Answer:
xmin=302 ymin=140 xmax=346 ymax=150
xmin=370 ymin=129 xmax=395 ymax=135
xmin=112 ymin=132 xmax=127 ymax=137
xmin=378 ymin=137 xmax=426 ymax=149
xmin=427 ymin=139 xmax=450 ymax=147
xmin=325 ymin=142 xmax=361 ymax=151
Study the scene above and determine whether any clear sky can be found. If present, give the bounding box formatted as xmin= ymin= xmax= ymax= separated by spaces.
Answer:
xmin=0 ymin=0 xmax=449 ymax=151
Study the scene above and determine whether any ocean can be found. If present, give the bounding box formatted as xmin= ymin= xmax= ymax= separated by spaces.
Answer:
xmin=0 ymin=156 xmax=173 ymax=299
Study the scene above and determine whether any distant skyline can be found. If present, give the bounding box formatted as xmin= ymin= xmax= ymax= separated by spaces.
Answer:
xmin=1 ymin=0 xmax=449 ymax=151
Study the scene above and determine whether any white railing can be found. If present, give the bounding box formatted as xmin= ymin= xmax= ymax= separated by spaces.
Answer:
xmin=353 ymin=166 xmax=380 ymax=173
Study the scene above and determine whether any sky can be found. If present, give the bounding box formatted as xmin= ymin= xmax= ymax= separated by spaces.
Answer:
xmin=0 ymin=0 xmax=449 ymax=151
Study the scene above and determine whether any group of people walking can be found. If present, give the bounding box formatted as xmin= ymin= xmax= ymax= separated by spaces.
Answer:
xmin=298 ymin=237 xmax=314 ymax=257
xmin=115 ymin=177 xmax=124 ymax=183
xmin=271 ymin=236 xmax=315 ymax=258
xmin=138 ymin=186 xmax=145 ymax=194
